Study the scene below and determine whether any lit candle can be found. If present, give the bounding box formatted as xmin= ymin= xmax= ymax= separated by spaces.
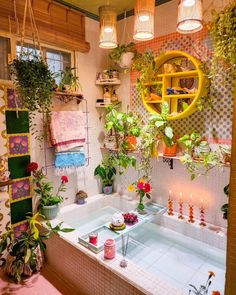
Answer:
xmin=167 ymin=190 xmax=174 ymax=216
xmin=188 ymin=194 xmax=195 ymax=223
xmin=178 ymin=192 xmax=184 ymax=219
xmin=199 ymin=198 xmax=206 ymax=227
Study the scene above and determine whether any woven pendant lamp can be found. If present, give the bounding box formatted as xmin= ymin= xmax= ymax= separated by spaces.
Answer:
xmin=177 ymin=0 xmax=203 ymax=34
xmin=133 ymin=0 xmax=155 ymax=41
xmin=99 ymin=5 xmax=117 ymax=49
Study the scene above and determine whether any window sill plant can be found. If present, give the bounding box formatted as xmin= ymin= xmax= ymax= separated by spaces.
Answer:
xmin=58 ymin=67 xmax=82 ymax=92
xmin=0 ymin=212 xmax=74 ymax=283
xmin=27 ymin=162 xmax=68 ymax=219
xmin=94 ymin=155 xmax=116 ymax=194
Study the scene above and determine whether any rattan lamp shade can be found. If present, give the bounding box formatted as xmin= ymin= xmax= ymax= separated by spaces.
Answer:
xmin=99 ymin=5 xmax=117 ymax=49
xmin=133 ymin=0 xmax=155 ymax=41
xmin=177 ymin=0 xmax=203 ymax=34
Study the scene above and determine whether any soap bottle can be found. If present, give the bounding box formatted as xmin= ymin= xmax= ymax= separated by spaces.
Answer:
xmin=104 ymin=87 xmax=111 ymax=104
xmin=111 ymin=90 xmax=118 ymax=102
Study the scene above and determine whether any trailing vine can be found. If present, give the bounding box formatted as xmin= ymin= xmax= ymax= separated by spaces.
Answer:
xmin=209 ymin=1 xmax=236 ymax=77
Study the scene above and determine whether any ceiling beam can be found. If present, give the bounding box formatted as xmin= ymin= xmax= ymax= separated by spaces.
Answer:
xmin=54 ymin=0 xmax=173 ymax=22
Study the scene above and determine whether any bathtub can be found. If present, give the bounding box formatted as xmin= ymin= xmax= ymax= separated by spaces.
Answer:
xmin=46 ymin=194 xmax=226 ymax=295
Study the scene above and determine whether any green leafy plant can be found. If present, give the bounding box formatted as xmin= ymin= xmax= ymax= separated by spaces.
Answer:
xmin=94 ymin=155 xmax=116 ymax=187
xmin=59 ymin=67 xmax=82 ymax=91
xmin=0 ymin=212 xmax=74 ymax=283
xmin=132 ymin=49 xmax=157 ymax=97
xmin=27 ymin=162 xmax=68 ymax=208
xmin=138 ymin=102 xmax=174 ymax=177
xmin=221 ymin=184 xmax=229 ymax=219
xmin=104 ymin=105 xmax=142 ymax=173
xmin=178 ymin=132 xmax=221 ymax=180
xmin=209 ymin=2 xmax=236 ymax=76
xmin=10 ymin=54 xmax=54 ymax=142
xmin=109 ymin=42 xmax=137 ymax=65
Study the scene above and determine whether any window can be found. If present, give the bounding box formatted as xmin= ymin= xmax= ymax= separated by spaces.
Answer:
xmin=0 ymin=37 xmax=11 ymax=80
xmin=16 ymin=43 xmax=71 ymax=84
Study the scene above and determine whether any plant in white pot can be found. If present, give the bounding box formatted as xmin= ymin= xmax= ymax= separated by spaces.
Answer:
xmin=27 ymin=162 xmax=68 ymax=219
xmin=109 ymin=42 xmax=138 ymax=69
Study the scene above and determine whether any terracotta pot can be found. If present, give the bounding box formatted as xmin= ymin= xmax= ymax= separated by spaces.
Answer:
xmin=163 ymin=143 xmax=177 ymax=157
xmin=127 ymin=136 xmax=137 ymax=150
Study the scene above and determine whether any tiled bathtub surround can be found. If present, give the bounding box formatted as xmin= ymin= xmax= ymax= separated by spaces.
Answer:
xmin=46 ymin=195 xmax=225 ymax=295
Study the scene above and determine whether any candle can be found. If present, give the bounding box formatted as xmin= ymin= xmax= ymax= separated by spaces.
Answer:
xmin=167 ymin=190 xmax=174 ymax=216
xmin=188 ymin=195 xmax=195 ymax=223
xmin=178 ymin=192 xmax=184 ymax=219
xmin=104 ymin=239 xmax=116 ymax=259
xmin=89 ymin=233 xmax=98 ymax=245
xmin=199 ymin=198 xmax=206 ymax=227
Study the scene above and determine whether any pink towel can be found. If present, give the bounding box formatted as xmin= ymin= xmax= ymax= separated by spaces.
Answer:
xmin=50 ymin=111 xmax=86 ymax=151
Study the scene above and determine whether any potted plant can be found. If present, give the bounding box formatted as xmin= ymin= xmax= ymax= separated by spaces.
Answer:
xmin=109 ymin=42 xmax=138 ymax=69
xmin=138 ymin=101 xmax=175 ymax=177
xmin=58 ymin=67 xmax=82 ymax=92
xmin=0 ymin=212 xmax=74 ymax=283
xmin=27 ymin=162 xmax=69 ymax=219
xmin=94 ymin=155 xmax=116 ymax=194
xmin=10 ymin=54 xmax=54 ymax=140
xmin=128 ymin=178 xmax=151 ymax=212
xmin=178 ymin=132 xmax=221 ymax=180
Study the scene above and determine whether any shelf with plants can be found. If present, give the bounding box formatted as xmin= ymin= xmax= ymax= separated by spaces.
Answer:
xmin=53 ymin=91 xmax=84 ymax=104
xmin=140 ymin=50 xmax=208 ymax=120
xmin=95 ymin=80 xmax=121 ymax=86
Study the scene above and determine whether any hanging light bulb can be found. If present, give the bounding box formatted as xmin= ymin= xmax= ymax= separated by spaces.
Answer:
xmin=177 ymin=0 xmax=203 ymax=34
xmin=133 ymin=0 xmax=155 ymax=41
xmin=99 ymin=5 xmax=117 ymax=49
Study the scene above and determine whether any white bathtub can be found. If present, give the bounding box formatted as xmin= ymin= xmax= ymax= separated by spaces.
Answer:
xmin=46 ymin=194 xmax=226 ymax=295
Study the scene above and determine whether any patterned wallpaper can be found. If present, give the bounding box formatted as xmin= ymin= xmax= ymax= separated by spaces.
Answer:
xmin=0 ymin=83 xmax=32 ymax=236
xmin=130 ymin=28 xmax=234 ymax=144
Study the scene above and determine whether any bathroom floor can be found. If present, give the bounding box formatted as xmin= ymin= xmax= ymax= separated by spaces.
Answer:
xmin=117 ymin=224 xmax=225 ymax=294
xmin=0 ymin=265 xmax=77 ymax=295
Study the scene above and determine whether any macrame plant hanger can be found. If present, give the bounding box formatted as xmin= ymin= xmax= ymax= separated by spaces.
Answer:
xmin=20 ymin=0 xmax=43 ymax=57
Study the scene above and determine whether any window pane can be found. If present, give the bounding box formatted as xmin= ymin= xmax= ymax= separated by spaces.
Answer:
xmin=16 ymin=43 xmax=40 ymax=60
xmin=0 ymin=37 xmax=10 ymax=80
xmin=45 ymin=48 xmax=71 ymax=84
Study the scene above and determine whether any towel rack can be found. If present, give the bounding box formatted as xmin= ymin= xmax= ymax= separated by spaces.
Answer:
xmin=42 ymin=92 xmax=90 ymax=175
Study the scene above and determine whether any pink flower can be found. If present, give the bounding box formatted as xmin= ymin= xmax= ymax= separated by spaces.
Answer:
xmin=137 ymin=182 xmax=144 ymax=190
xmin=61 ymin=176 xmax=68 ymax=184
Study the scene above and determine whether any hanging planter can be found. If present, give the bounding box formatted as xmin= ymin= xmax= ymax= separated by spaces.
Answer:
xmin=109 ymin=43 xmax=137 ymax=69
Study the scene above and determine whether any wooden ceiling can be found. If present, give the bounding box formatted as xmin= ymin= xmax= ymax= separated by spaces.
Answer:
xmin=55 ymin=0 xmax=172 ymax=21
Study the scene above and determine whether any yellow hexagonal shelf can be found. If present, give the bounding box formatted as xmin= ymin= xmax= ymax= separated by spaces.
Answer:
xmin=141 ymin=50 xmax=208 ymax=120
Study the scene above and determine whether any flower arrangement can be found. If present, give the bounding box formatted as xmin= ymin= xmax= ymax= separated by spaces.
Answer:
xmin=128 ymin=178 xmax=151 ymax=211
xmin=27 ymin=162 xmax=68 ymax=209
xmin=189 ymin=271 xmax=220 ymax=295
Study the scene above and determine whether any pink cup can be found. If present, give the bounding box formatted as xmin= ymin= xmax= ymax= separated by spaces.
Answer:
xmin=89 ymin=233 xmax=98 ymax=245
xmin=104 ymin=239 xmax=116 ymax=259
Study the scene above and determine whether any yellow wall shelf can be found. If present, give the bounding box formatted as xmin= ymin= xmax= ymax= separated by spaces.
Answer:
xmin=141 ymin=50 xmax=208 ymax=120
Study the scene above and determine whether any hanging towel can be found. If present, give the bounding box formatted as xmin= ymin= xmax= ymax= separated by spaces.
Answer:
xmin=50 ymin=111 xmax=86 ymax=152
xmin=55 ymin=150 xmax=86 ymax=175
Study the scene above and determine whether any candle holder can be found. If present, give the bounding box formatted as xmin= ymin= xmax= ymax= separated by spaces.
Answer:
xmin=167 ymin=198 xmax=174 ymax=216
xmin=199 ymin=206 xmax=206 ymax=227
xmin=178 ymin=199 xmax=184 ymax=219
xmin=188 ymin=204 xmax=195 ymax=223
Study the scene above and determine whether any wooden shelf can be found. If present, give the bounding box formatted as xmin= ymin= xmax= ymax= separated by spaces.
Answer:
xmin=101 ymin=147 xmax=230 ymax=168
xmin=96 ymin=80 xmax=121 ymax=86
xmin=143 ymin=81 xmax=163 ymax=86
xmin=0 ymin=179 xmax=13 ymax=187
xmin=146 ymin=100 xmax=162 ymax=104
xmin=164 ymin=93 xmax=196 ymax=99
xmin=157 ymin=70 xmax=198 ymax=78
xmin=53 ymin=91 xmax=84 ymax=104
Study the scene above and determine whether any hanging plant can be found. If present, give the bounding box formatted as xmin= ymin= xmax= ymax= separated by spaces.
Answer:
xmin=109 ymin=42 xmax=138 ymax=69
xmin=10 ymin=54 xmax=54 ymax=139
xmin=209 ymin=2 xmax=236 ymax=76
